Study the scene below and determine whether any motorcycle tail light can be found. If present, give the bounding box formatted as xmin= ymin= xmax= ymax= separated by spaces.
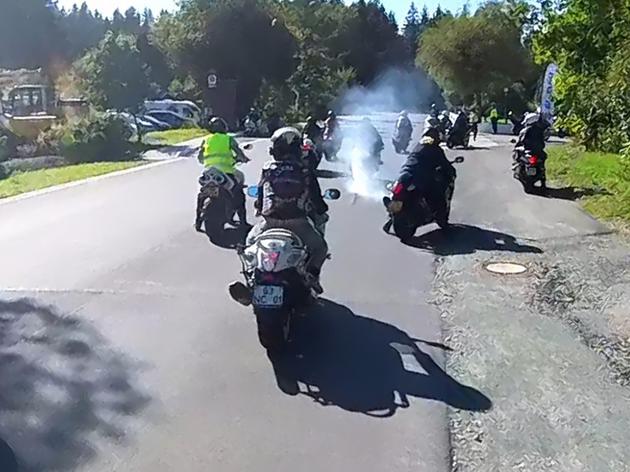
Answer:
xmin=529 ymin=155 xmax=538 ymax=166
xmin=392 ymin=182 xmax=405 ymax=198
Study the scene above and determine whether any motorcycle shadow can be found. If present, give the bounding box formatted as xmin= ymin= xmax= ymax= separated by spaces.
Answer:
xmin=205 ymin=225 xmax=249 ymax=250
xmin=540 ymin=186 xmax=610 ymax=201
xmin=405 ymin=224 xmax=543 ymax=256
xmin=269 ymin=299 xmax=492 ymax=417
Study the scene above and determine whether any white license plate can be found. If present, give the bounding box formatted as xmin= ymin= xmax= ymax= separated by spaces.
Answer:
xmin=253 ymin=285 xmax=284 ymax=307
xmin=526 ymin=167 xmax=537 ymax=176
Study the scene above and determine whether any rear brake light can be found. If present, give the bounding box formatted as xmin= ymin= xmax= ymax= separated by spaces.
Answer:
xmin=262 ymin=251 xmax=280 ymax=271
xmin=392 ymin=182 xmax=405 ymax=198
xmin=528 ymin=155 xmax=538 ymax=166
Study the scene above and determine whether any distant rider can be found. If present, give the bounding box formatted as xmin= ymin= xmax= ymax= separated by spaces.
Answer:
xmin=230 ymin=127 xmax=330 ymax=303
xmin=450 ymin=109 xmax=469 ymax=141
xmin=303 ymin=116 xmax=324 ymax=147
xmin=359 ymin=117 xmax=384 ymax=161
xmin=196 ymin=117 xmax=249 ymax=231
xmin=514 ymin=111 xmax=551 ymax=188
xmin=395 ymin=110 xmax=413 ymax=136
xmin=323 ymin=110 xmax=343 ymax=160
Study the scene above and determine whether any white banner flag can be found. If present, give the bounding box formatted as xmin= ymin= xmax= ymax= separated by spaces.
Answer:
xmin=541 ymin=63 xmax=558 ymax=122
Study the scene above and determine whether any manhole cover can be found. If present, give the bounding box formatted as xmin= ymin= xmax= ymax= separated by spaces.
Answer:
xmin=485 ymin=262 xmax=527 ymax=275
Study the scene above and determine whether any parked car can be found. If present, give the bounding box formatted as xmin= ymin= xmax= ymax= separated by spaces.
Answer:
xmin=139 ymin=114 xmax=170 ymax=131
xmin=145 ymin=100 xmax=202 ymax=125
xmin=145 ymin=110 xmax=197 ymax=129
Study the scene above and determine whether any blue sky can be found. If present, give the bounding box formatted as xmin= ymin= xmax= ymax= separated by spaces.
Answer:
xmin=57 ymin=0 xmax=476 ymax=24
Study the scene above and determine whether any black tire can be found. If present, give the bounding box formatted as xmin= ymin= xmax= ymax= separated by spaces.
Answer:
xmin=203 ymin=199 xmax=227 ymax=239
xmin=393 ymin=216 xmax=416 ymax=242
xmin=255 ymin=310 xmax=289 ymax=353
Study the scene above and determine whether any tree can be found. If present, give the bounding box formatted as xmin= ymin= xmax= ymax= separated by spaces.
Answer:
xmin=403 ymin=3 xmax=421 ymax=52
xmin=153 ymin=0 xmax=297 ymax=116
xmin=0 ymin=0 xmax=66 ymax=70
xmin=534 ymin=0 xmax=630 ymax=151
xmin=77 ymin=31 xmax=150 ymax=140
xmin=60 ymin=2 xmax=109 ymax=59
xmin=418 ymin=6 xmax=534 ymax=105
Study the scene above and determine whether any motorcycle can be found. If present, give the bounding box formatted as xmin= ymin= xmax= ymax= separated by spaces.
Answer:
xmin=383 ymin=156 xmax=464 ymax=241
xmin=512 ymin=147 xmax=546 ymax=193
xmin=244 ymin=117 xmax=269 ymax=137
xmin=424 ymin=115 xmax=446 ymax=142
xmin=446 ymin=125 xmax=472 ymax=149
xmin=302 ymin=137 xmax=323 ymax=170
xmin=392 ymin=125 xmax=412 ymax=154
xmin=198 ymin=164 xmax=247 ymax=238
xmin=322 ymin=127 xmax=343 ymax=162
xmin=235 ymin=186 xmax=341 ymax=352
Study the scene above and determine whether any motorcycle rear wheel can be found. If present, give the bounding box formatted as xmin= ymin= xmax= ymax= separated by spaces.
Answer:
xmin=255 ymin=309 xmax=290 ymax=353
xmin=393 ymin=217 xmax=417 ymax=242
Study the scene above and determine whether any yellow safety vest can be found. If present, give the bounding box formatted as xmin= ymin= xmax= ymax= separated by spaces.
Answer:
xmin=490 ymin=108 xmax=499 ymax=119
xmin=202 ymin=133 xmax=235 ymax=174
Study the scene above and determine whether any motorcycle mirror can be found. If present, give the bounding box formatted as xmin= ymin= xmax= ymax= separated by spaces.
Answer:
xmin=384 ymin=180 xmax=395 ymax=191
xmin=246 ymin=186 xmax=259 ymax=198
xmin=323 ymin=189 xmax=341 ymax=200
xmin=453 ymin=156 xmax=465 ymax=164
xmin=242 ymin=143 xmax=254 ymax=150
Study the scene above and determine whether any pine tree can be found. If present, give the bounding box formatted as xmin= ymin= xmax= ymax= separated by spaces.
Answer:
xmin=403 ymin=3 xmax=421 ymax=47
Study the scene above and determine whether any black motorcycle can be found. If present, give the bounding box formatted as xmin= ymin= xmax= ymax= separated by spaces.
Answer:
xmin=446 ymin=125 xmax=471 ymax=149
xmin=383 ymin=156 xmax=464 ymax=241
xmin=512 ymin=147 xmax=546 ymax=193
xmin=198 ymin=170 xmax=243 ymax=238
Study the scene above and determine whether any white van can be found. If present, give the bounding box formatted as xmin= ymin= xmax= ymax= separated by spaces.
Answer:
xmin=144 ymin=100 xmax=202 ymax=125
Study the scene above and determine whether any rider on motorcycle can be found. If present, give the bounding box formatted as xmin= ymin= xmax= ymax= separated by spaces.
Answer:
xmin=240 ymin=127 xmax=330 ymax=297
xmin=359 ymin=117 xmax=384 ymax=161
xmin=396 ymin=110 xmax=413 ymax=136
xmin=196 ymin=117 xmax=249 ymax=231
xmin=324 ymin=110 xmax=341 ymax=140
xmin=397 ymin=127 xmax=456 ymax=221
xmin=449 ymin=109 xmax=469 ymax=142
xmin=514 ymin=111 xmax=551 ymax=189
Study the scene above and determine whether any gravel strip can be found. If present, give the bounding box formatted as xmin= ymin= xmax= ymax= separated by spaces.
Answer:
xmin=433 ymin=234 xmax=630 ymax=471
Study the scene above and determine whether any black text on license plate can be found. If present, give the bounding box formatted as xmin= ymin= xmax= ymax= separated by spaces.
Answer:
xmin=526 ymin=167 xmax=537 ymax=176
xmin=253 ymin=285 xmax=284 ymax=307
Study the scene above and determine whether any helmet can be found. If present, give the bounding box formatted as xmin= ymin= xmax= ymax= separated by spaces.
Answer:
xmin=421 ymin=126 xmax=441 ymax=145
xmin=327 ymin=110 xmax=336 ymax=119
xmin=523 ymin=112 xmax=540 ymax=127
xmin=208 ymin=117 xmax=228 ymax=133
xmin=400 ymin=110 xmax=409 ymax=117
xmin=270 ymin=127 xmax=302 ymax=160
xmin=306 ymin=115 xmax=316 ymax=124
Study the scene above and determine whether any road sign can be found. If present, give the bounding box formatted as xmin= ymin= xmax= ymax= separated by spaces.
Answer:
xmin=207 ymin=73 xmax=217 ymax=89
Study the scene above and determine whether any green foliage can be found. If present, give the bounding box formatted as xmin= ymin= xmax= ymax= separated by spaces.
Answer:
xmin=418 ymin=4 xmax=535 ymax=105
xmin=77 ymin=31 xmax=151 ymax=114
xmin=153 ymin=0 xmax=297 ymax=116
xmin=547 ymin=145 xmax=630 ymax=222
xmin=41 ymin=112 xmax=135 ymax=164
xmin=534 ymin=0 xmax=630 ymax=153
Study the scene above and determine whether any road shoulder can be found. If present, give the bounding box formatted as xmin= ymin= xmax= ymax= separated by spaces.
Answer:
xmin=434 ymin=233 xmax=630 ymax=471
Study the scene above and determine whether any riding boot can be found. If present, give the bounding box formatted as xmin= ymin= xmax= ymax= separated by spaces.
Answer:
xmin=195 ymin=194 xmax=204 ymax=232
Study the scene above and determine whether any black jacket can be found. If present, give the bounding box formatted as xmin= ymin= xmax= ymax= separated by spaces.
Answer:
xmin=516 ymin=123 xmax=547 ymax=155
xmin=255 ymin=158 xmax=328 ymax=220
xmin=399 ymin=142 xmax=455 ymax=191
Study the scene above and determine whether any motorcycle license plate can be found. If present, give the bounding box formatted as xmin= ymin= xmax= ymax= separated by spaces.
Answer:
xmin=526 ymin=167 xmax=537 ymax=176
xmin=253 ymin=285 xmax=284 ymax=307
xmin=387 ymin=200 xmax=403 ymax=214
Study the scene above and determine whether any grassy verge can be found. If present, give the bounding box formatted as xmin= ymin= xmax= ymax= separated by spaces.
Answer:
xmin=145 ymin=128 xmax=207 ymax=146
xmin=546 ymin=144 xmax=630 ymax=223
xmin=0 ymin=161 xmax=143 ymax=199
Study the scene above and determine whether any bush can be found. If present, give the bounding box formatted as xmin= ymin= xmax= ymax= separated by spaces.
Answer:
xmin=40 ymin=112 xmax=136 ymax=164
xmin=0 ymin=129 xmax=17 ymax=163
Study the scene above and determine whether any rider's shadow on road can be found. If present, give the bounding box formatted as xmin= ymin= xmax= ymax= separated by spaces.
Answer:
xmin=406 ymin=224 xmax=543 ymax=256
xmin=271 ymin=300 xmax=492 ymax=417
xmin=205 ymin=226 xmax=248 ymax=250
xmin=0 ymin=298 xmax=150 ymax=472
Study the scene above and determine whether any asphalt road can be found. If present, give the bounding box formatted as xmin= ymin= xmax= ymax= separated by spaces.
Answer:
xmin=0 ymin=114 xmax=605 ymax=472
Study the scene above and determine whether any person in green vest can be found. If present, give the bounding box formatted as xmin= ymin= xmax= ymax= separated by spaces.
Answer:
xmin=489 ymin=104 xmax=499 ymax=134
xmin=196 ymin=117 xmax=250 ymax=231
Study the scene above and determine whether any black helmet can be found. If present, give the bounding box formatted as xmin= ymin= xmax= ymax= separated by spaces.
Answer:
xmin=327 ymin=110 xmax=336 ymax=119
xmin=422 ymin=126 xmax=441 ymax=144
xmin=209 ymin=117 xmax=228 ymax=133
xmin=270 ymin=127 xmax=302 ymax=160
